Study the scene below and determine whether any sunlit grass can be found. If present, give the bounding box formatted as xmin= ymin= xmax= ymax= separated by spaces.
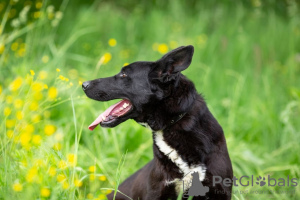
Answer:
xmin=0 ymin=0 xmax=300 ymax=200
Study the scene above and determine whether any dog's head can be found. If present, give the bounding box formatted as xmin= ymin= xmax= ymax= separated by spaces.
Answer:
xmin=83 ymin=45 xmax=194 ymax=130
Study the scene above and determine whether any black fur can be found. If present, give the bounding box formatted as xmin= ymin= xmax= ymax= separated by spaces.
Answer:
xmin=83 ymin=45 xmax=233 ymax=200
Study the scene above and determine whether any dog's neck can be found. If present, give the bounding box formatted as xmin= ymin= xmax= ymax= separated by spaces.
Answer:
xmin=145 ymin=76 xmax=198 ymax=131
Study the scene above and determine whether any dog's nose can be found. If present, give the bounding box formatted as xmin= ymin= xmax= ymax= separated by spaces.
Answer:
xmin=82 ymin=81 xmax=90 ymax=90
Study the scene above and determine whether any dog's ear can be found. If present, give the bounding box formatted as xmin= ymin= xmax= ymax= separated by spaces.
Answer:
xmin=152 ymin=45 xmax=194 ymax=83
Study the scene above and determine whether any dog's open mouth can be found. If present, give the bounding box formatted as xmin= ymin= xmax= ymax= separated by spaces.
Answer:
xmin=88 ymin=99 xmax=133 ymax=130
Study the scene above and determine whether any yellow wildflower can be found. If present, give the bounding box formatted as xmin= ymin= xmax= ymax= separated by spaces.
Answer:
xmin=69 ymin=82 xmax=73 ymax=86
xmin=102 ymin=53 xmax=112 ymax=64
xmin=30 ymin=70 xmax=35 ymax=76
xmin=106 ymin=189 xmax=113 ymax=194
xmin=41 ymin=188 xmax=50 ymax=197
xmin=22 ymin=144 xmax=31 ymax=151
xmin=98 ymin=194 xmax=106 ymax=200
xmin=65 ymin=78 xmax=69 ymax=82
xmin=20 ymin=132 xmax=32 ymax=146
xmin=17 ymin=48 xmax=26 ymax=57
xmin=67 ymin=154 xmax=77 ymax=166
xmin=74 ymin=179 xmax=83 ymax=187
xmin=59 ymin=75 xmax=65 ymax=81
xmin=16 ymin=111 xmax=24 ymax=120
xmin=42 ymin=55 xmax=49 ymax=63
xmin=11 ymin=42 xmax=18 ymax=51
xmin=48 ymin=87 xmax=58 ymax=99
xmin=62 ymin=181 xmax=69 ymax=190
xmin=31 ymin=114 xmax=41 ymax=123
xmin=29 ymin=101 xmax=39 ymax=111
xmin=6 ymin=95 xmax=13 ymax=104
xmin=4 ymin=107 xmax=12 ymax=116
xmin=44 ymin=124 xmax=56 ymax=136
xmin=87 ymin=193 xmax=94 ymax=199
xmin=48 ymin=166 xmax=56 ymax=177
xmin=34 ymin=159 xmax=45 ymax=167
xmin=14 ymin=99 xmax=23 ymax=108
xmin=0 ymin=85 xmax=2 ymax=94
xmin=53 ymin=143 xmax=62 ymax=151
xmin=12 ymin=182 xmax=23 ymax=192
xmin=32 ymin=135 xmax=42 ymax=145
xmin=36 ymin=2 xmax=43 ymax=9
xmin=26 ymin=167 xmax=38 ymax=183
xmin=6 ymin=119 xmax=16 ymax=128
xmin=89 ymin=174 xmax=96 ymax=181
xmin=33 ymin=92 xmax=43 ymax=101
xmin=34 ymin=11 xmax=41 ymax=19
xmin=21 ymin=160 xmax=27 ymax=167
xmin=0 ymin=44 xmax=5 ymax=54
xmin=78 ymin=81 xmax=82 ymax=85
xmin=48 ymin=12 xmax=55 ymax=19
xmin=6 ymin=130 xmax=14 ymax=138
xmin=252 ymin=0 xmax=261 ymax=7
xmin=32 ymin=82 xmax=43 ymax=92
xmin=56 ymin=68 xmax=60 ymax=72
xmin=58 ymin=160 xmax=68 ymax=169
xmin=99 ymin=175 xmax=106 ymax=181
xmin=89 ymin=165 xmax=96 ymax=173
xmin=56 ymin=174 xmax=66 ymax=182
xmin=123 ymin=63 xmax=129 ymax=67
xmin=108 ymin=38 xmax=117 ymax=47
xmin=157 ymin=44 xmax=168 ymax=54
xmin=44 ymin=84 xmax=48 ymax=89
xmin=9 ymin=77 xmax=23 ymax=91
xmin=38 ymin=71 xmax=47 ymax=80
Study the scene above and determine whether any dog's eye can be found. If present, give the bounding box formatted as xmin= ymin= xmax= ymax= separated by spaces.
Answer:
xmin=120 ymin=73 xmax=127 ymax=78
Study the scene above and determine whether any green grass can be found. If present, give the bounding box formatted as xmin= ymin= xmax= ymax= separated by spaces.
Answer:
xmin=0 ymin=0 xmax=300 ymax=199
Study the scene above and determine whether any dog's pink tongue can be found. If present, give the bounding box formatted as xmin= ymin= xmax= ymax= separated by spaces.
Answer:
xmin=88 ymin=103 xmax=117 ymax=131
xmin=88 ymin=100 xmax=129 ymax=131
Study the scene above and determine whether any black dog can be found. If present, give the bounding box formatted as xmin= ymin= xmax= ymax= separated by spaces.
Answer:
xmin=83 ymin=45 xmax=233 ymax=200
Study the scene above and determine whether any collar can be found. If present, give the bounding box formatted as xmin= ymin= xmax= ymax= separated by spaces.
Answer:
xmin=162 ymin=112 xmax=187 ymax=130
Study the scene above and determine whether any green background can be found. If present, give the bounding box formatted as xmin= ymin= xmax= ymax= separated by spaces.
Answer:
xmin=0 ymin=0 xmax=300 ymax=199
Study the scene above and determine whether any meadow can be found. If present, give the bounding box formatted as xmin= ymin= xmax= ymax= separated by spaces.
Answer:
xmin=0 ymin=0 xmax=300 ymax=199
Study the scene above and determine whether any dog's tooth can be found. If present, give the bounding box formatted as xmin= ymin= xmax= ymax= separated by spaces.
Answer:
xmin=120 ymin=107 xmax=124 ymax=110
xmin=123 ymin=103 xmax=129 ymax=108
xmin=102 ymin=116 xmax=106 ymax=120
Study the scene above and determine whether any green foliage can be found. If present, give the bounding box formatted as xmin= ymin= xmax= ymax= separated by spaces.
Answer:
xmin=0 ymin=0 xmax=299 ymax=199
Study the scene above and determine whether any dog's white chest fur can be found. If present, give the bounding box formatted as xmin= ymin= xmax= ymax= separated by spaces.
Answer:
xmin=154 ymin=131 xmax=206 ymax=194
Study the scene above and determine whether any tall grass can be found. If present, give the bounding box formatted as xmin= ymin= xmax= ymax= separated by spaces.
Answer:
xmin=0 ymin=1 xmax=299 ymax=199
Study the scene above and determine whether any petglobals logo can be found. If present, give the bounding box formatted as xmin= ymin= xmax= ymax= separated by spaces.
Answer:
xmin=180 ymin=173 xmax=298 ymax=198
xmin=213 ymin=175 xmax=298 ymax=187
